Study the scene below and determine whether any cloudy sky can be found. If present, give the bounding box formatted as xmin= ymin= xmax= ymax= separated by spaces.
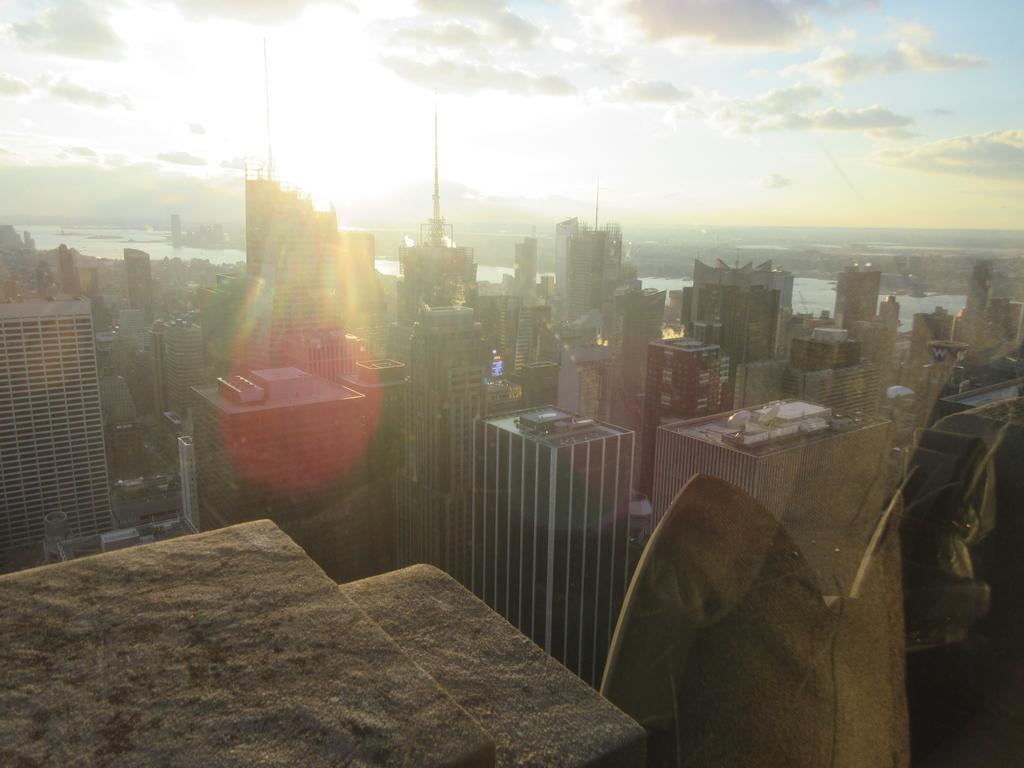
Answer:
xmin=1 ymin=0 xmax=1022 ymax=229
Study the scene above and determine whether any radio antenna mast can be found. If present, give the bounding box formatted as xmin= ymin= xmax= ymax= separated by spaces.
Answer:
xmin=263 ymin=38 xmax=274 ymax=179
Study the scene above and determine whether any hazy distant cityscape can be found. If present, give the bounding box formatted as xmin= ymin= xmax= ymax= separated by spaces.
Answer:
xmin=3 ymin=0 xmax=1024 ymax=764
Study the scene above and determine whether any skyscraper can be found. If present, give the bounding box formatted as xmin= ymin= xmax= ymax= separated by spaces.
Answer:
xmin=652 ymin=401 xmax=889 ymax=593
xmin=511 ymin=304 xmax=554 ymax=375
xmin=638 ymin=338 xmax=732 ymax=499
xmin=161 ymin=320 xmax=205 ymax=417
xmin=784 ymin=328 xmax=881 ymax=415
xmin=520 ymin=360 xmax=560 ymax=408
xmin=243 ymin=173 xmax=346 ymax=367
xmin=557 ymin=343 xmax=611 ymax=419
xmin=683 ymin=259 xmax=793 ymax=326
xmin=123 ymin=248 xmax=153 ymax=322
xmin=339 ymin=358 xmax=408 ymax=576
xmin=606 ymin=287 xmax=666 ymax=429
xmin=472 ymin=408 xmax=635 ymax=687
xmin=514 ymin=236 xmax=538 ymax=296
xmin=554 ymin=218 xmax=578 ymax=305
xmin=834 ymin=265 xmax=881 ymax=330
xmin=178 ymin=435 xmax=198 ymax=531
xmin=397 ymin=306 xmax=487 ymax=585
xmin=1 ymin=299 xmax=112 ymax=559
xmin=565 ymin=224 xmax=622 ymax=322
xmin=99 ymin=373 xmax=143 ymax=481
xmin=57 ymin=244 xmax=80 ymax=297
xmin=397 ymin=113 xmax=477 ymax=326
xmin=170 ymin=214 xmax=183 ymax=248
xmin=191 ymin=367 xmax=370 ymax=580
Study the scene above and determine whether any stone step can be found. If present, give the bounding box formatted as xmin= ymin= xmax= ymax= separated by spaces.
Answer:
xmin=343 ymin=565 xmax=646 ymax=767
xmin=0 ymin=521 xmax=494 ymax=767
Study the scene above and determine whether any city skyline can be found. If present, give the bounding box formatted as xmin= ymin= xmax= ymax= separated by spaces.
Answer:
xmin=1 ymin=1 xmax=1022 ymax=230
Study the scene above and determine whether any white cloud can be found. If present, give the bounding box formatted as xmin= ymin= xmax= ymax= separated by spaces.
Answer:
xmin=810 ymin=105 xmax=914 ymax=139
xmin=7 ymin=1 xmax=125 ymax=60
xmin=380 ymin=56 xmax=575 ymax=96
xmin=0 ymin=73 xmax=31 ymax=96
xmin=47 ymin=78 xmax=133 ymax=110
xmin=787 ymin=42 xmax=989 ymax=84
xmin=416 ymin=0 xmax=541 ymax=47
xmin=157 ymin=151 xmax=207 ymax=166
xmin=172 ymin=0 xmax=356 ymax=24
xmin=189 ymin=123 xmax=206 ymax=135
xmin=878 ymin=130 xmax=1024 ymax=180
xmin=622 ymin=0 xmax=875 ymax=48
xmin=761 ymin=172 xmax=793 ymax=189
xmin=707 ymin=84 xmax=912 ymax=139
xmin=606 ymin=79 xmax=692 ymax=104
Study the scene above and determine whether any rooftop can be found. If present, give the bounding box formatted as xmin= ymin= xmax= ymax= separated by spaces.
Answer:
xmin=357 ymin=359 xmax=405 ymax=371
xmin=651 ymin=337 xmax=721 ymax=353
xmin=941 ymin=378 xmax=1024 ymax=408
xmin=193 ymin=367 xmax=364 ymax=414
xmin=663 ymin=399 xmax=885 ymax=456
xmin=488 ymin=407 xmax=632 ymax=447
xmin=57 ymin=518 xmax=197 ymax=561
xmin=0 ymin=297 xmax=92 ymax=318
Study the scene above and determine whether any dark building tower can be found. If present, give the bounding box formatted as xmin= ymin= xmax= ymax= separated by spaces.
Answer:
xmin=909 ymin=307 xmax=955 ymax=365
xmin=514 ymin=236 xmax=538 ymax=295
xmin=341 ymin=358 xmax=409 ymax=576
xmin=57 ymin=245 xmax=81 ymax=296
xmin=161 ymin=320 xmax=205 ymax=417
xmin=565 ymin=224 xmax=623 ymax=322
xmin=784 ymin=328 xmax=881 ymax=416
xmin=607 ymin=287 xmax=666 ymax=429
xmin=691 ymin=283 xmax=780 ymax=370
xmin=952 ymin=260 xmax=1017 ymax=356
xmin=35 ymin=260 xmax=55 ymax=299
xmin=879 ymin=294 xmax=900 ymax=329
xmin=638 ymin=339 xmax=732 ymax=499
xmin=170 ymin=214 xmax=183 ymax=248
xmin=965 ymin=260 xmax=993 ymax=330
xmin=397 ymin=306 xmax=487 ymax=585
xmin=554 ymin=217 xmax=579 ymax=307
xmin=683 ymin=259 xmax=787 ymax=375
xmin=521 ymin=360 xmax=560 ymax=408
xmin=472 ymin=408 xmax=635 ymax=687
xmin=834 ymin=265 xmax=881 ymax=330
xmin=512 ymin=304 xmax=554 ymax=375
xmin=684 ymin=259 xmax=793 ymax=327
xmin=123 ymin=248 xmax=154 ymax=322
xmin=397 ymin=112 xmax=477 ymax=327
xmin=476 ymin=294 xmax=523 ymax=363
xmin=242 ymin=172 xmax=353 ymax=367
xmin=191 ymin=367 xmax=374 ymax=581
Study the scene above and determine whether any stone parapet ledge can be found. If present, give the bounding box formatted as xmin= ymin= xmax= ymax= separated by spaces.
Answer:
xmin=0 ymin=521 xmax=493 ymax=767
xmin=344 ymin=565 xmax=647 ymax=767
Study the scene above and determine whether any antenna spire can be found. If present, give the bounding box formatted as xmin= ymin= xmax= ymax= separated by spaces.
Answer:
xmin=426 ymin=100 xmax=446 ymax=246
xmin=594 ymin=178 xmax=600 ymax=230
xmin=433 ymin=103 xmax=441 ymax=225
xmin=263 ymin=38 xmax=274 ymax=179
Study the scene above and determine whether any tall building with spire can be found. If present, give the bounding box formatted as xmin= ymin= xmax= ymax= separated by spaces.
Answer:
xmin=396 ymin=111 xmax=477 ymax=328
